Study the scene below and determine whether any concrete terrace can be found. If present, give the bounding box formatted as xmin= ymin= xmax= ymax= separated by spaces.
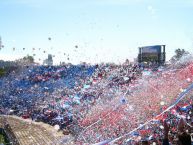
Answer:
xmin=0 ymin=115 xmax=74 ymax=145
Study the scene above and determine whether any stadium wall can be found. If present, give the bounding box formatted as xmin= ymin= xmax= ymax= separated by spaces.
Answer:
xmin=0 ymin=116 xmax=19 ymax=145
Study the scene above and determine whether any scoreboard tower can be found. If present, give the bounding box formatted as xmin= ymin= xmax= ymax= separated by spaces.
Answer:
xmin=138 ymin=45 xmax=166 ymax=65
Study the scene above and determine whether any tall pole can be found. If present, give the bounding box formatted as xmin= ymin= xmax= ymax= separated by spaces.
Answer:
xmin=163 ymin=45 xmax=166 ymax=64
xmin=138 ymin=47 xmax=142 ymax=63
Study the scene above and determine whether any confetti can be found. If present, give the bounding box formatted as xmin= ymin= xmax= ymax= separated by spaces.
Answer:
xmin=0 ymin=55 xmax=193 ymax=145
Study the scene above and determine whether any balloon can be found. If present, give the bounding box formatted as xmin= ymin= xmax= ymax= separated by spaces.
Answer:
xmin=43 ymin=51 xmax=46 ymax=53
xmin=33 ymin=48 xmax=35 ymax=51
xmin=48 ymin=37 xmax=51 ymax=41
xmin=160 ymin=125 xmax=164 ymax=129
xmin=23 ymin=48 xmax=25 ymax=50
xmin=129 ymin=105 xmax=133 ymax=111
xmin=120 ymin=97 xmax=126 ymax=104
xmin=54 ymin=124 xmax=60 ymax=131
xmin=75 ymin=45 xmax=78 ymax=48
xmin=13 ymin=47 xmax=15 ymax=51
xmin=180 ymin=88 xmax=184 ymax=92
xmin=160 ymin=101 xmax=165 ymax=106
xmin=187 ymin=78 xmax=191 ymax=82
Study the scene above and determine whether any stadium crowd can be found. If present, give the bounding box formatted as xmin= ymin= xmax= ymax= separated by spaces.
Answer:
xmin=75 ymin=61 xmax=193 ymax=144
xmin=0 ymin=59 xmax=192 ymax=144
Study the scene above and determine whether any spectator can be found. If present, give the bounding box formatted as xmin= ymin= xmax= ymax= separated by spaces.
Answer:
xmin=163 ymin=119 xmax=191 ymax=145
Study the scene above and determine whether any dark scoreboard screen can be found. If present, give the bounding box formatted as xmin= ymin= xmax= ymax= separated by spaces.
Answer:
xmin=138 ymin=45 xmax=165 ymax=64
xmin=141 ymin=45 xmax=161 ymax=54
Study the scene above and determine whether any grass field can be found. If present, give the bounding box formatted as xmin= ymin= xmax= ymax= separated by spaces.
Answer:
xmin=0 ymin=134 xmax=6 ymax=144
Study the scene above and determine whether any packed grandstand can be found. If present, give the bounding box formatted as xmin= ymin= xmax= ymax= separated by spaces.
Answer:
xmin=0 ymin=53 xmax=192 ymax=145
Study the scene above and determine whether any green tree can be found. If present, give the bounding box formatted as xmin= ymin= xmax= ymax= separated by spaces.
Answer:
xmin=0 ymin=68 xmax=6 ymax=77
xmin=174 ymin=48 xmax=189 ymax=60
xmin=23 ymin=55 xmax=34 ymax=63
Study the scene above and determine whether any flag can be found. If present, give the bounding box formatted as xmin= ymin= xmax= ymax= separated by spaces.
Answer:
xmin=180 ymin=104 xmax=189 ymax=111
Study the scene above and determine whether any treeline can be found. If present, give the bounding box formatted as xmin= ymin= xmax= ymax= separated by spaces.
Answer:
xmin=0 ymin=66 xmax=19 ymax=77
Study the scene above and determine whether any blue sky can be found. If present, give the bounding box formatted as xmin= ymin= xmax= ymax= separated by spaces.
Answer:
xmin=0 ymin=0 xmax=193 ymax=64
